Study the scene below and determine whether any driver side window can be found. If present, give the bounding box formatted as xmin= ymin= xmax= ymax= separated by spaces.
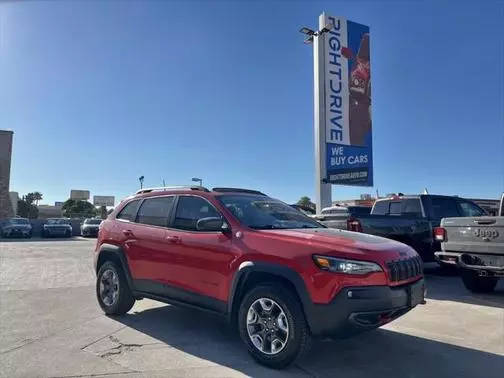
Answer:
xmin=172 ymin=196 xmax=220 ymax=231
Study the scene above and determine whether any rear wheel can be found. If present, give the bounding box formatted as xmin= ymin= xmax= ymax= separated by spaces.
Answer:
xmin=438 ymin=262 xmax=458 ymax=275
xmin=461 ymin=269 xmax=498 ymax=293
xmin=96 ymin=261 xmax=135 ymax=315
xmin=238 ymin=284 xmax=311 ymax=369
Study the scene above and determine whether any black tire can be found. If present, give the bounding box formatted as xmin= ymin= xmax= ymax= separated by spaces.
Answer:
xmin=438 ymin=262 xmax=458 ymax=276
xmin=65 ymin=230 xmax=72 ymax=238
xmin=461 ymin=269 xmax=498 ymax=293
xmin=238 ymin=283 xmax=311 ymax=369
xmin=96 ymin=261 xmax=135 ymax=315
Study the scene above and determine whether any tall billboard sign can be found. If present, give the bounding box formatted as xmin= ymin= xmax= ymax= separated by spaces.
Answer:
xmin=323 ymin=14 xmax=372 ymax=186
xmin=311 ymin=13 xmax=372 ymax=213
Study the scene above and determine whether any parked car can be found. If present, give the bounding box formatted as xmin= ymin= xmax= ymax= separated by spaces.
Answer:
xmin=81 ymin=218 xmax=103 ymax=237
xmin=0 ymin=217 xmax=32 ymax=238
xmin=435 ymin=193 xmax=504 ymax=292
xmin=346 ymin=194 xmax=486 ymax=263
xmin=316 ymin=205 xmax=371 ymax=230
xmin=42 ymin=218 xmax=72 ymax=238
xmin=94 ymin=186 xmax=425 ymax=368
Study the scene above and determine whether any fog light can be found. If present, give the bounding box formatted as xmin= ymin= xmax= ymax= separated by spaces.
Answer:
xmin=347 ymin=290 xmax=353 ymax=298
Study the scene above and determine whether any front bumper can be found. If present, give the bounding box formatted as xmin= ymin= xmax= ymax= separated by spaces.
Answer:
xmin=44 ymin=228 xmax=71 ymax=236
xmin=2 ymin=228 xmax=31 ymax=237
xmin=305 ymin=278 xmax=425 ymax=338
xmin=81 ymin=227 xmax=99 ymax=236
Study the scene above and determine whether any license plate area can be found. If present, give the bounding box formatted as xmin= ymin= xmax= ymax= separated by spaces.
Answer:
xmin=407 ymin=281 xmax=424 ymax=307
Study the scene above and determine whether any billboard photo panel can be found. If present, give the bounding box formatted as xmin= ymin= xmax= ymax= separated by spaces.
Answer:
xmin=323 ymin=15 xmax=373 ymax=186
xmin=93 ymin=196 xmax=115 ymax=207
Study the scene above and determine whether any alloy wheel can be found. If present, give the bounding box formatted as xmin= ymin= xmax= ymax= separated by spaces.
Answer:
xmin=99 ymin=269 xmax=120 ymax=306
xmin=246 ymin=298 xmax=289 ymax=355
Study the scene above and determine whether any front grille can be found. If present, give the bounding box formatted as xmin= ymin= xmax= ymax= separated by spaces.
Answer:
xmin=49 ymin=227 xmax=66 ymax=232
xmin=387 ymin=256 xmax=423 ymax=282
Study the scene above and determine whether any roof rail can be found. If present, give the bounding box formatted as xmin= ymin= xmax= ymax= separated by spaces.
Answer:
xmin=135 ymin=186 xmax=209 ymax=195
xmin=212 ymin=187 xmax=266 ymax=196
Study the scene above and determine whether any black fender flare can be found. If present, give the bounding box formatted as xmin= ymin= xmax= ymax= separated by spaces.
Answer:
xmin=227 ymin=261 xmax=315 ymax=329
xmin=96 ymin=243 xmax=134 ymax=289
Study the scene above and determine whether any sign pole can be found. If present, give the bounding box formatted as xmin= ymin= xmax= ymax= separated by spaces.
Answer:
xmin=313 ymin=13 xmax=332 ymax=214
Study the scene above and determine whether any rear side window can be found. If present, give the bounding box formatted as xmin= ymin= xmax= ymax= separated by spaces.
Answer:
xmin=372 ymin=201 xmax=389 ymax=215
xmin=136 ymin=197 xmax=175 ymax=227
xmin=173 ymin=196 xmax=220 ymax=231
xmin=458 ymin=201 xmax=485 ymax=217
xmin=116 ymin=200 xmax=140 ymax=222
xmin=389 ymin=202 xmax=402 ymax=215
xmin=402 ymin=199 xmax=423 ymax=216
xmin=349 ymin=207 xmax=371 ymax=215
xmin=430 ymin=197 xmax=460 ymax=218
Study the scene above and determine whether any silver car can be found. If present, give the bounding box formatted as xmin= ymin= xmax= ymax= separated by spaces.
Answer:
xmin=1 ymin=218 xmax=33 ymax=238
xmin=81 ymin=218 xmax=103 ymax=237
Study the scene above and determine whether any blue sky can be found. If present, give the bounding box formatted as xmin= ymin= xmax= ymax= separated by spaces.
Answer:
xmin=1 ymin=0 xmax=503 ymax=206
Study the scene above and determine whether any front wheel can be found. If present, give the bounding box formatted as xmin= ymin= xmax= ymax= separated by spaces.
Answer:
xmin=96 ymin=261 xmax=135 ymax=315
xmin=461 ymin=269 xmax=498 ymax=293
xmin=238 ymin=284 xmax=311 ymax=369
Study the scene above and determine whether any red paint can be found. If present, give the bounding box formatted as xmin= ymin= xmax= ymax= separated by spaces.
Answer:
xmin=97 ymin=189 xmax=423 ymax=305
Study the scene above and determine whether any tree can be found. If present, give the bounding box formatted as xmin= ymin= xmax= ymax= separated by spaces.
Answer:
xmin=17 ymin=198 xmax=38 ymax=219
xmin=297 ymin=196 xmax=316 ymax=210
xmin=62 ymin=199 xmax=97 ymax=218
xmin=32 ymin=192 xmax=43 ymax=206
xmin=23 ymin=192 xmax=43 ymax=206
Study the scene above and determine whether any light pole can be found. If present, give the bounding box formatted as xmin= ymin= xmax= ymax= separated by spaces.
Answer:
xmin=299 ymin=15 xmax=334 ymax=214
xmin=191 ymin=177 xmax=203 ymax=187
xmin=139 ymin=176 xmax=144 ymax=189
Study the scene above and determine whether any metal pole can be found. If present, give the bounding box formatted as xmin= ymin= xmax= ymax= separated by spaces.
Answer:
xmin=313 ymin=12 xmax=332 ymax=214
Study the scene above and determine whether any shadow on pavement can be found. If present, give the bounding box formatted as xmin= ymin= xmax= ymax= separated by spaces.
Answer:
xmin=424 ymin=263 xmax=504 ymax=309
xmin=112 ymin=304 xmax=504 ymax=378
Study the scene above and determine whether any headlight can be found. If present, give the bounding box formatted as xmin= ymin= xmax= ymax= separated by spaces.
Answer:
xmin=313 ymin=255 xmax=383 ymax=275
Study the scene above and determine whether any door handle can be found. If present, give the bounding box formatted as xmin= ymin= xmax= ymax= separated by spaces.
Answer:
xmin=122 ymin=229 xmax=134 ymax=237
xmin=166 ymin=235 xmax=181 ymax=243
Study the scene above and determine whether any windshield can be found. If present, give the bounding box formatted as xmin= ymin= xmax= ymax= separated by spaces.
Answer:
xmin=219 ymin=195 xmax=323 ymax=230
xmin=47 ymin=219 xmax=70 ymax=225
xmin=9 ymin=218 xmax=29 ymax=225
xmin=84 ymin=219 xmax=103 ymax=225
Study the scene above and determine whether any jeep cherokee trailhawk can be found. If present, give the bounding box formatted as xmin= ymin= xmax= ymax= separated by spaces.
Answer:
xmin=94 ymin=186 xmax=425 ymax=368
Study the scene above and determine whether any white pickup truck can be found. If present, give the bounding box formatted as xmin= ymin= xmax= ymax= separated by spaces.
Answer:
xmin=435 ymin=193 xmax=504 ymax=292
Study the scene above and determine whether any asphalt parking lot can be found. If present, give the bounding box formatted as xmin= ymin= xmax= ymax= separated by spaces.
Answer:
xmin=0 ymin=238 xmax=503 ymax=378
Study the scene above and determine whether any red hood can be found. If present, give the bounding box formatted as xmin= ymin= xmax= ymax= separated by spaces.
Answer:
xmin=257 ymin=228 xmax=418 ymax=265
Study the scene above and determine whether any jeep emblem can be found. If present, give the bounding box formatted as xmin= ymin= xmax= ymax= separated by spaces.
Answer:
xmin=473 ymin=228 xmax=499 ymax=241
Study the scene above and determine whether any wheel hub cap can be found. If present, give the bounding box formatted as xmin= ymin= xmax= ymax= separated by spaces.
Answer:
xmin=99 ymin=269 xmax=119 ymax=306
xmin=246 ymin=298 xmax=289 ymax=355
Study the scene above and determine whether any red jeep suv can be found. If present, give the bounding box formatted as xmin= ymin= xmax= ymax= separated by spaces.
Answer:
xmin=94 ymin=186 xmax=425 ymax=368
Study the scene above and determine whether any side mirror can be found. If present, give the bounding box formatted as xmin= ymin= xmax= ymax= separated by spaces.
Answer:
xmin=196 ymin=217 xmax=230 ymax=232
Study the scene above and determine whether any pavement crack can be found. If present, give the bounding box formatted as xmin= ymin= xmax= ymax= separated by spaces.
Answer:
xmin=99 ymin=336 xmax=144 ymax=358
